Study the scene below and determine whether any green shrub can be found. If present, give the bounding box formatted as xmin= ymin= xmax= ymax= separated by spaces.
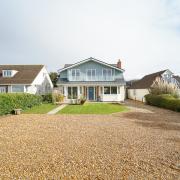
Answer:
xmin=42 ymin=93 xmax=53 ymax=103
xmin=145 ymin=94 xmax=180 ymax=112
xmin=0 ymin=93 xmax=43 ymax=115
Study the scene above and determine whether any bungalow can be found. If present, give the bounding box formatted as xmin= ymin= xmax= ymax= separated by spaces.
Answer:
xmin=57 ymin=57 xmax=126 ymax=103
xmin=128 ymin=69 xmax=179 ymax=102
xmin=0 ymin=65 xmax=53 ymax=94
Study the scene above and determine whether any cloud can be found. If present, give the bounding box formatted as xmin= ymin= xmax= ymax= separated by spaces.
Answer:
xmin=0 ymin=0 xmax=179 ymax=79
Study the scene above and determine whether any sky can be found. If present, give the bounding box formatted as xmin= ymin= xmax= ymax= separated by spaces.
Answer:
xmin=0 ymin=0 xmax=180 ymax=80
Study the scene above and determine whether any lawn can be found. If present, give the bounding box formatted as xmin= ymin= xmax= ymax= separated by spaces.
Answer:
xmin=58 ymin=103 xmax=128 ymax=114
xmin=23 ymin=103 xmax=57 ymax=114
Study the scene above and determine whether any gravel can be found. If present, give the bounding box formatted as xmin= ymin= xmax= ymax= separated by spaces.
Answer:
xmin=0 ymin=100 xmax=179 ymax=179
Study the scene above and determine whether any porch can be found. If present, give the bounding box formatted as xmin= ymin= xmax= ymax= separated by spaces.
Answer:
xmin=60 ymin=85 xmax=125 ymax=103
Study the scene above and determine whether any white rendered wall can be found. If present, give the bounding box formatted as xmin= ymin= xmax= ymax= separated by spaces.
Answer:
xmin=128 ymin=89 xmax=149 ymax=102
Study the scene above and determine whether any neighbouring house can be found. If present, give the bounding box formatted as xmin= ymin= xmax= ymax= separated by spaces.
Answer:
xmin=128 ymin=69 xmax=180 ymax=102
xmin=173 ymin=75 xmax=180 ymax=95
xmin=0 ymin=65 xmax=53 ymax=94
xmin=57 ymin=57 xmax=126 ymax=103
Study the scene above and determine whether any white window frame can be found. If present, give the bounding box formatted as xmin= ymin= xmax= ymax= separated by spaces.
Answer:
xmin=103 ymin=86 xmax=118 ymax=95
xmin=71 ymin=69 xmax=80 ymax=81
xmin=102 ymin=69 xmax=112 ymax=80
xmin=86 ymin=69 xmax=96 ymax=81
xmin=2 ymin=70 xmax=12 ymax=77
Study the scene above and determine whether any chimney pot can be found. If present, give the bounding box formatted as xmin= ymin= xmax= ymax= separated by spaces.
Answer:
xmin=117 ymin=59 xmax=121 ymax=69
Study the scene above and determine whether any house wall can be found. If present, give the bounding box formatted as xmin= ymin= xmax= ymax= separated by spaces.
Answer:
xmin=30 ymin=66 xmax=53 ymax=94
xmin=59 ymin=60 xmax=124 ymax=81
xmin=62 ymin=85 xmax=125 ymax=103
xmin=128 ymin=89 xmax=149 ymax=102
xmin=101 ymin=86 xmax=125 ymax=102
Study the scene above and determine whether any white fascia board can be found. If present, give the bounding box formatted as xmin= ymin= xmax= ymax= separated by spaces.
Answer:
xmin=58 ymin=58 xmax=125 ymax=73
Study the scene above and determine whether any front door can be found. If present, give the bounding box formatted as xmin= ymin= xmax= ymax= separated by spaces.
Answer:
xmin=88 ymin=87 xmax=94 ymax=100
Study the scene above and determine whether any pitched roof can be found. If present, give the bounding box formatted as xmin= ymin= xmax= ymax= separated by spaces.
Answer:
xmin=61 ymin=57 xmax=124 ymax=72
xmin=129 ymin=70 xmax=167 ymax=89
xmin=0 ymin=65 xmax=44 ymax=85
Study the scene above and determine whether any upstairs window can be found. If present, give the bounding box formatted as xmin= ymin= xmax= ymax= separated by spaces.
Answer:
xmin=102 ymin=69 xmax=112 ymax=80
xmin=2 ymin=70 xmax=12 ymax=77
xmin=87 ymin=69 xmax=96 ymax=80
xmin=71 ymin=69 xmax=80 ymax=80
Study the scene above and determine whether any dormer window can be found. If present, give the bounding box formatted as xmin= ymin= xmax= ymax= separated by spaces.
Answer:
xmin=2 ymin=70 xmax=18 ymax=77
xmin=3 ymin=70 xmax=12 ymax=77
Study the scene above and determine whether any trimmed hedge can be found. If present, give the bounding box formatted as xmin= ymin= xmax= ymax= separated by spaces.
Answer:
xmin=0 ymin=93 xmax=43 ymax=115
xmin=145 ymin=94 xmax=180 ymax=112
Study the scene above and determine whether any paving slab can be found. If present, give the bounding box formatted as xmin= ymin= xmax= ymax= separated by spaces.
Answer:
xmin=47 ymin=104 xmax=67 ymax=114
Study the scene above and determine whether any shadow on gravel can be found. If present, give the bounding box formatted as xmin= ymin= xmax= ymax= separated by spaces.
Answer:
xmin=123 ymin=112 xmax=180 ymax=131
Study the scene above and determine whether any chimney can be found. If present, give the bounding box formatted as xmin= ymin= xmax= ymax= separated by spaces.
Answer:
xmin=117 ymin=59 xmax=121 ymax=69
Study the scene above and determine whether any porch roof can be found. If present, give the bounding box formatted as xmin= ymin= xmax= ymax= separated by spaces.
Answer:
xmin=57 ymin=79 xmax=126 ymax=86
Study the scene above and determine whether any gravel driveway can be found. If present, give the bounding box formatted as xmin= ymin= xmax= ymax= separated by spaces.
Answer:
xmin=0 ymin=100 xmax=179 ymax=179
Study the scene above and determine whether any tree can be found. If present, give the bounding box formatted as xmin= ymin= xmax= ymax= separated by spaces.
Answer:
xmin=49 ymin=72 xmax=58 ymax=87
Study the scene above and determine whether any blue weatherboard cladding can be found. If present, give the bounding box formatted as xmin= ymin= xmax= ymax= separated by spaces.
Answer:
xmin=59 ymin=60 xmax=124 ymax=82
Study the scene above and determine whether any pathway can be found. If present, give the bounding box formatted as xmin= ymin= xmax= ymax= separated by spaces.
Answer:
xmin=47 ymin=104 xmax=67 ymax=114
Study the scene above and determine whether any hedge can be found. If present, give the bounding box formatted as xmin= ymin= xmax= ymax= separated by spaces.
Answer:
xmin=0 ymin=93 xmax=43 ymax=115
xmin=145 ymin=94 xmax=180 ymax=112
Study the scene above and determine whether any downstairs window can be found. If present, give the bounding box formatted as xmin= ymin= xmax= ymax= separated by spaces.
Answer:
xmin=68 ymin=87 xmax=77 ymax=99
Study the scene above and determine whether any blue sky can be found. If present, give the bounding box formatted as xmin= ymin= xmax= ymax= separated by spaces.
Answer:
xmin=0 ymin=0 xmax=179 ymax=79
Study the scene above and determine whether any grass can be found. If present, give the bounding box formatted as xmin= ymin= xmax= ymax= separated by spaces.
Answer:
xmin=58 ymin=103 xmax=128 ymax=114
xmin=23 ymin=103 xmax=58 ymax=114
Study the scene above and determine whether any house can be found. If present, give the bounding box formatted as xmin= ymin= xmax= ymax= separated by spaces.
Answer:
xmin=128 ymin=69 xmax=179 ymax=102
xmin=57 ymin=57 xmax=126 ymax=102
xmin=173 ymin=75 xmax=180 ymax=95
xmin=0 ymin=65 xmax=53 ymax=94
xmin=173 ymin=75 xmax=180 ymax=88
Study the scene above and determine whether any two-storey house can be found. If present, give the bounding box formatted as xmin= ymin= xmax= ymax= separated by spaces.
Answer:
xmin=57 ymin=57 xmax=126 ymax=102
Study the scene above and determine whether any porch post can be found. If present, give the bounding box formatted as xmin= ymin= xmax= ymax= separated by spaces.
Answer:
xmin=64 ymin=86 xmax=68 ymax=98
xmin=77 ymin=86 xmax=80 ymax=99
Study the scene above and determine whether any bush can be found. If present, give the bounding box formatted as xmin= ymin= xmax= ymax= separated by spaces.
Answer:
xmin=79 ymin=96 xmax=86 ymax=105
xmin=150 ymin=78 xmax=179 ymax=97
xmin=0 ymin=93 xmax=43 ymax=115
xmin=42 ymin=93 xmax=53 ymax=103
xmin=145 ymin=94 xmax=180 ymax=112
xmin=53 ymin=93 xmax=64 ymax=103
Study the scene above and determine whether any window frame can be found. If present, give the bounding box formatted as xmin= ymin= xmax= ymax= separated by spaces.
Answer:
xmin=111 ymin=86 xmax=117 ymax=94
xmin=104 ymin=86 xmax=110 ymax=94
xmin=103 ymin=86 xmax=118 ymax=95
xmin=3 ymin=70 xmax=12 ymax=77
xmin=102 ymin=69 xmax=112 ymax=80
xmin=68 ymin=86 xmax=78 ymax=99
xmin=71 ymin=69 xmax=80 ymax=80
xmin=86 ymin=69 xmax=96 ymax=81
